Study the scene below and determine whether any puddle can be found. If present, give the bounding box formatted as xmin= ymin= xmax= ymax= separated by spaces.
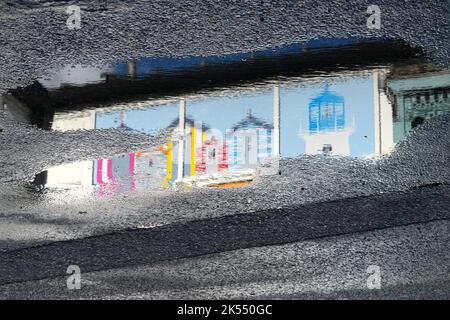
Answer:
xmin=2 ymin=39 xmax=449 ymax=198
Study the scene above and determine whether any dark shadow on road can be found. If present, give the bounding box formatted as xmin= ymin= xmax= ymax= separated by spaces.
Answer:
xmin=0 ymin=184 xmax=449 ymax=285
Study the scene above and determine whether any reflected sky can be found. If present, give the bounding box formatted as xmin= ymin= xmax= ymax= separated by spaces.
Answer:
xmin=94 ymin=77 xmax=376 ymax=158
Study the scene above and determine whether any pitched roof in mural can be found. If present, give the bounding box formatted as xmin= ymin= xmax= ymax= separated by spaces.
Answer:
xmin=167 ymin=116 xmax=210 ymax=131
xmin=231 ymin=110 xmax=273 ymax=131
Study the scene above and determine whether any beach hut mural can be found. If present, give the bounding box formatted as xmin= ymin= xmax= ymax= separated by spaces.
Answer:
xmin=92 ymin=108 xmax=275 ymax=192
xmin=195 ymin=137 xmax=228 ymax=175
xmin=94 ymin=152 xmax=136 ymax=197
xmin=93 ymin=148 xmax=172 ymax=195
xmin=92 ymin=111 xmax=173 ymax=194
xmin=93 ymin=111 xmax=138 ymax=196
xmin=226 ymin=110 xmax=273 ymax=169
xmin=165 ymin=116 xmax=213 ymax=182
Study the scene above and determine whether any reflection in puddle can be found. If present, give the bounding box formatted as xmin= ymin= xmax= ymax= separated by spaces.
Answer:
xmin=2 ymin=40 xmax=448 ymax=198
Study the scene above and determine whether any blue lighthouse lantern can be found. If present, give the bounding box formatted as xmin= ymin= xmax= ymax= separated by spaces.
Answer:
xmin=309 ymin=85 xmax=345 ymax=133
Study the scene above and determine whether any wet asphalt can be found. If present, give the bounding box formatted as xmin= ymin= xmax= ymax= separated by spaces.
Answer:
xmin=0 ymin=184 xmax=449 ymax=299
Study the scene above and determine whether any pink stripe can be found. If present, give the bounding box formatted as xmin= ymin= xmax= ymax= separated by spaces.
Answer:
xmin=129 ymin=153 xmax=135 ymax=174
xmin=96 ymin=160 xmax=104 ymax=185
xmin=129 ymin=153 xmax=136 ymax=191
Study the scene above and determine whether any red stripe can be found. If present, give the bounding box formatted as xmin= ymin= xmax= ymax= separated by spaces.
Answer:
xmin=96 ymin=160 xmax=104 ymax=185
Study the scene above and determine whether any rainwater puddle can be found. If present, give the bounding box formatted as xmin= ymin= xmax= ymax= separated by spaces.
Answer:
xmin=2 ymin=39 xmax=449 ymax=199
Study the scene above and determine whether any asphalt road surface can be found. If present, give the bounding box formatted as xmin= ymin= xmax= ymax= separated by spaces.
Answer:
xmin=0 ymin=184 xmax=448 ymax=299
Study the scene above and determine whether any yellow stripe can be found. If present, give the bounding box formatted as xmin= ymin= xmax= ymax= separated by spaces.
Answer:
xmin=190 ymin=126 xmax=196 ymax=177
xmin=164 ymin=136 xmax=173 ymax=187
